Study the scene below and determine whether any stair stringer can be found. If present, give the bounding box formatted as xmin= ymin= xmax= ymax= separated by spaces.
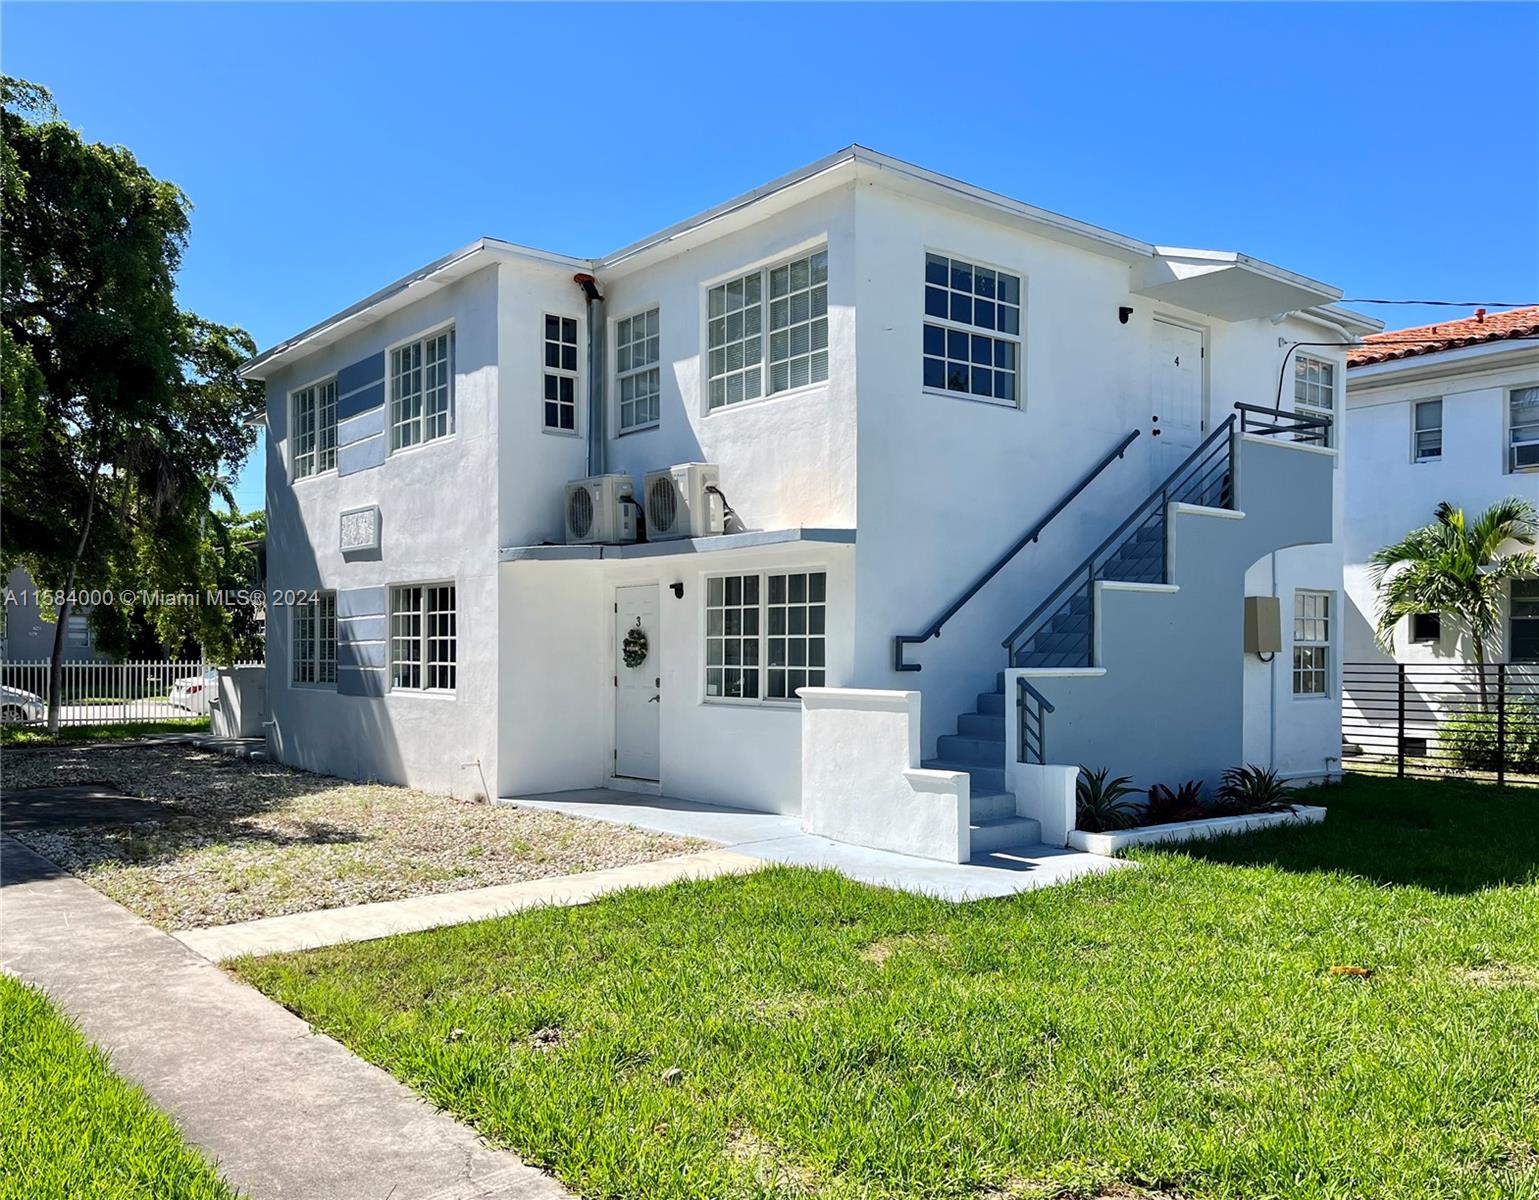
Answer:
xmin=1011 ymin=434 xmax=1336 ymax=795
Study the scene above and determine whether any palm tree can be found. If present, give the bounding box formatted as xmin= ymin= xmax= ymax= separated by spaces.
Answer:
xmin=1370 ymin=498 xmax=1539 ymax=706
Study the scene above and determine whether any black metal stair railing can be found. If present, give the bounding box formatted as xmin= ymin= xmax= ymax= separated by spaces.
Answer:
xmin=1235 ymin=401 xmax=1331 ymax=446
xmin=1003 ymin=413 xmax=1239 ymax=670
xmin=1016 ymin=676 xmax=1054 ymax=765
xmin=893 ymin=428 xmax=1141 ymax=672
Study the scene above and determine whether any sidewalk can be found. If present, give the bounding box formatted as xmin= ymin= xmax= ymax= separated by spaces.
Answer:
xmin=0 ymin=835 xmax=571 ymax=1200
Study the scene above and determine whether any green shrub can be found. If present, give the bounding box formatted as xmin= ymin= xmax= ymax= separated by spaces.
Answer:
xmin=1215 ymin=765 xmax=1294 ymax=815
xmin=1076 ymin=766 xmax=1141 ymax=832
xmin=1439 ymin=703 xmax=1539 ymax=772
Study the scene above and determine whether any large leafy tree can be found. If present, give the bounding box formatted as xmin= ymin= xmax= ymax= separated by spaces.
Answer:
xmin=1 ymin=76 xmax=263 ymax=730
xmin=1370 ymin=498 xmax=1539 ymax=704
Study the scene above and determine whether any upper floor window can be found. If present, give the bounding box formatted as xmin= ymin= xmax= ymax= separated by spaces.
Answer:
xmin=1409 ymin=611 xmax=1441 ymax=645
xmin=616 ymin=309 xmax=660 ymax=433
xmin=544 ymin=315 xmax=579 ymax=432
xmin=1412 ymin=398 xmax=1442 ymax=462
xmin=390 ymin=329 xmax=454 ymax=452
xmin=1293 ymin=355 xmax=1335 ymax=446
xmin=292 ymin=592 xmax=337 ymax=686
xmin=1509 ymin=385 xmax=1539 ymax=472
xmin=706 ymin=249 xmax=827 ymax=411
xmin=291 ymin=379 xmax=337 ymax=479
xmin=922 ymin=253 xmax=1021 ymax=406
xmin=390 ymin=583 xmax=456 ymax=691
xmin=1292 ymin=589 xmax=1331 ymax=697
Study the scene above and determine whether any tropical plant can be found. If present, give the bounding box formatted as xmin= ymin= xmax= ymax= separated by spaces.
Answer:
xmin=1143 ymin=780 xmax=1206 ymax=825
xmin=1439 ymin=703 xmax=1539 ymax=774
xmin=1 ymin=76 xmax=263 ymax=729
xmin=1214 ymin=765 xmax=1294 ymax=816
xmin=1075 ymin=767 xmax=1142 ymax=832
xmin=1370 ymin=499 xmax=1539 ymax=708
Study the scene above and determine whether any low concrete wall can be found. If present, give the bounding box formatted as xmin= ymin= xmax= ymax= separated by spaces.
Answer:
xmin=1068 ymin=804 xmax=1327 ymax=855
xmin=800 ymin=688 xmax=970 ymax=862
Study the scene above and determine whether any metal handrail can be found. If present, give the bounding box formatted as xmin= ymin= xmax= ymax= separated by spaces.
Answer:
xmin=1016 ymin=675 xmax=1055 ymax=764
xmin=1003 ymin=414 xmax=1238 ymax=664
xmin=1234 ymin=401 xmax=1331 ymax=445
xmin=893 ymin=428 xmax=1141 ymax=672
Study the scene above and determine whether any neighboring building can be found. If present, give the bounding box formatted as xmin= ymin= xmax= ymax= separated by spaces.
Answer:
xmin=2 ymin=567 xmax=106 ymax=662
xmin=241 ymin=146 xmax=1379 ymax=862
xmin=1343 ymin=307 xmax=1539 ymax=663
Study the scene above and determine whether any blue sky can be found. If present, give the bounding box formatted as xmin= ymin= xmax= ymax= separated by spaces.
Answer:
xmin=5 ymin=2 xmax=1536 ymax=513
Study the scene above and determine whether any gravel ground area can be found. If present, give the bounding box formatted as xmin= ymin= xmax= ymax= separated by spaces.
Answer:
xmin=2 ymin=745 xmax=706 ymax=930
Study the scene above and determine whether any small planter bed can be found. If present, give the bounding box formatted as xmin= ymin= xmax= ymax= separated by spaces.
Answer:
xmin=1071 ymin=764 xmax=1327 ymax=856
xmin=1069 ymin=804 xmax=1327 ymax=855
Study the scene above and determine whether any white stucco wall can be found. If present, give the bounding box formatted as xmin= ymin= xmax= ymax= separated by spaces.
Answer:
xmin=1343 ymin=345 xmax=1539 ymax=662
xmin=598 ymin=185 xmax=859 ymax=533
xmin=265 ymin=266 xmax=508 ymax=797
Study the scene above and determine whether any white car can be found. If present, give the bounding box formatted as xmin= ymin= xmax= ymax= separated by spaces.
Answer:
xmin=0 ymin=685 xmax=46 ymax=725
xmin=169 ymin=669 xmax=219 ymax=716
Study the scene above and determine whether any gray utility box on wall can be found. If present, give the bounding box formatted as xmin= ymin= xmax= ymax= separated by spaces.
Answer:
xmin=211 ymin=665 xmax=267 ymax=738
xmin=1244 ymin=595 xmax=1282 ymax=655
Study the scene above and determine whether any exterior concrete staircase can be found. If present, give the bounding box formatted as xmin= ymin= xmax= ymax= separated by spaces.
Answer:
xmin=923 ymin=670 xmax=1041 ymax=852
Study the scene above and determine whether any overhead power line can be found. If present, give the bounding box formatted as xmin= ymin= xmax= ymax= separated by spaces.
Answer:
xmin=1341 ymin=298 xmax=1538 ymax=308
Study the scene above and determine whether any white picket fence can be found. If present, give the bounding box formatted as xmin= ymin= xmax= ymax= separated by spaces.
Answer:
xmin=0 ymin=659 xmax=264 ymax=727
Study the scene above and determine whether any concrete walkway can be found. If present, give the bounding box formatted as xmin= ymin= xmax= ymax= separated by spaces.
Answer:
xmin=1 ymin=836 xmax=571 ymax=1200
xmin=176 ymin=848 xmax=763 ymax=962
xmin=508 ymin=789 xmax=1130 ymax=901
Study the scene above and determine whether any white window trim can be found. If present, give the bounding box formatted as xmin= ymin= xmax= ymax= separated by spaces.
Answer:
xmin=1511 ymin=580 xmax=1539 ymax=663
xmin=1411 ymin=397 xmax=1443 ymax=464
xmin=1506 ymin=382 xmax=1539 ymax=474
xmin=701 ymin=565 xmax=829 ymax=707
xmin=1292 ymin=354 xmax=1337 ymax=449
xmin=385 ymin=322 xmax=457 ymax=457
xmin=541 ymin=312 xmax=583 ymax=438
xmin=388 ymin=580 xmax=458 ymax=695
xmin=920 ymin=247 xmax=1026 ymax=412
xmin=612 ymin=304 xmax=662 ymax=436
xmin=290 ymin=591 xmax=338 ymax=689
xmin=700 ymin=242 xmax=830 ymax=417
xmin=1291 ymin=589 xmax=1333 ymax=699
xmin=288 ymin=372 xmax=339 ymax=482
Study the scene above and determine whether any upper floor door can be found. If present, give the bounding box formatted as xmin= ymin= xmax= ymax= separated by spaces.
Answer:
xmin=1151 ymin=318 xmax=1207 ymax=474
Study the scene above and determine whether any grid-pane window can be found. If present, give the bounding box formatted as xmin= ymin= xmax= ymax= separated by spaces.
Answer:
xmin=292 ymin=592 xmax=336 ymax=686
xmin=616 ymin=309 xmax=661 ymax=432
xmin=291 ymin=380 xmax=337 ymax=479
xmin=544 ymin=315 xmax=579 ymax=431
xmin=1509 ymin=385 xmax=1539 ymax=472
xmin=1512 ymin=581 xmax=1539 ymax=663
xmin=922 ymin=253 xmax=1021 ymax=405
xmin=766 ymin=571 xmax=827 ymax=699
xmin=1293 ymin=590 xmax=1331 ymax=696
xmin=705 ymin=570 xmax=829 ymax=703
xmin=391 ymin=584 xmax=455 ymax=691
xmin=706 ymin=272 xmax=764 ymax=410
xmin=767 ymin=251 xmax=829 ymax=396
xmin=390 ymin=330 xmax=454 ymax=451
xmin=1293 ymin=356 xmax=1335 ymax=446
xmin=1413 ymin=398 xmax=1442 ymax=462
xmin=704 ymin=574 xmax=759 ymax=699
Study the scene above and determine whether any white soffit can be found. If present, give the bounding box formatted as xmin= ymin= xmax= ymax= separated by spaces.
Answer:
xmin=1131 ymin=249 xmax=1341 ymax=321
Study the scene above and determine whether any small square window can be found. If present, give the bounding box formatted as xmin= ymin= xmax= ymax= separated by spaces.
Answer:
xmin=1410 ymin=612 xmax=1441 ymax=644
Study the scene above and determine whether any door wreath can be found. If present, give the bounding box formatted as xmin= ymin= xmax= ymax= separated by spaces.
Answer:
xmin=622 ymin=625 xmax=649 ymax=669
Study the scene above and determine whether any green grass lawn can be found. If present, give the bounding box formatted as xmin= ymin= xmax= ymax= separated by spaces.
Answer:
xmin=234 ymin=776 xmax=1539 ymax=1200
xmin=0 ymin=976 xmax=241 ymax=1200
xmin=1 ymin=717 xmax=208 ymax=747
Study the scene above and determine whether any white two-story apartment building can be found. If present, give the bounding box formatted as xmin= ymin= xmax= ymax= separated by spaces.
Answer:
xmin=242 ymin=147 xmax=1379 ymax=862
xmin=1343 ymin=307 xmax=1539 ymax=663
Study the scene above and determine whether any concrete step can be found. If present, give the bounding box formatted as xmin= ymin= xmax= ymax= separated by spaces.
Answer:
xmin=958 ymin=712 xmax=1005 ymax=739
xmin=923 ymin=759 xmax=1006 ymax=794
xmin=970 ymin=816 xmax=1043 ymax=854
xmin=969 ymin=791 xmax=1017 ymax=822
xmin=976 ymin=691 xmax=1005 ymax=716
xmin=935 ymin=734 xmax=1004 ymax=766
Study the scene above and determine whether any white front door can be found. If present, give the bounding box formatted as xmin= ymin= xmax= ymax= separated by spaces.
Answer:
xmin=1151 ymin=319 xmax=1206 ymax=472
xmin=614 ymin=584 xmax=660 ymax=781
